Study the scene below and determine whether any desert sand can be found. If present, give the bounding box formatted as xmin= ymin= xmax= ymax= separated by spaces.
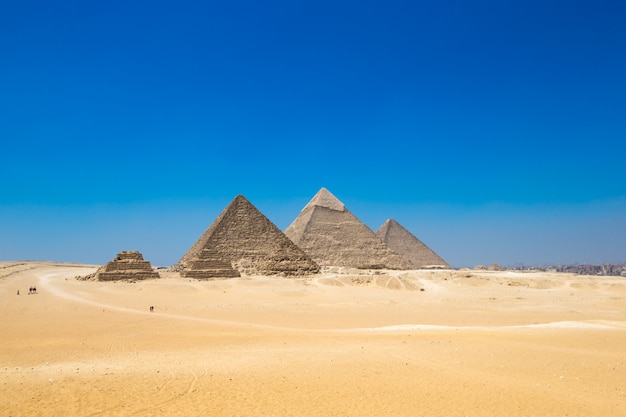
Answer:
xmin=1 ymin=262 xmax=625 ymax=416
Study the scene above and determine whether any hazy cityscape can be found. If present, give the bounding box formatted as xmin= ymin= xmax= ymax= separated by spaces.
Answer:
xmin=509 ymin=263 xmax=626 ymax=277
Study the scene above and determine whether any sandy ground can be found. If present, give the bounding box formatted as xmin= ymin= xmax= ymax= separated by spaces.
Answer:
xmin=1 ymin=262 xmax=625 ymax=416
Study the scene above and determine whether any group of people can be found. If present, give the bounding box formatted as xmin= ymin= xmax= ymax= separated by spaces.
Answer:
xmin=16 ymin=286 xmax=37 ymax=295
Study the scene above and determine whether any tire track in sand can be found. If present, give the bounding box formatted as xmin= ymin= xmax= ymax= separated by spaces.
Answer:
xmin=36 ymin=272 xmax=309 ymax=332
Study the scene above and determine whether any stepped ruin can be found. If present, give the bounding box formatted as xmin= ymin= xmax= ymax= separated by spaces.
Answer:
xmin=180 ymin=248 xmax=241 ymax=279
xmin=376 ymin=219 xmax=450 ymax=269
xmin=177 ymin=195 xmax=319 ymax=276
xmin=92 ymin=251 xmax=159 ymax=281
xmin=284 ymin=188 xmax=409 ymax=269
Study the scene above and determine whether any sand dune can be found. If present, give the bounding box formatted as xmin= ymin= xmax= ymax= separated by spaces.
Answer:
xmin=1 ymin=262 xmax=625 ymax=416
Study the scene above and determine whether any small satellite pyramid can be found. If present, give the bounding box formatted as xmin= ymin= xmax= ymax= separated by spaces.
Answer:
xmin=284 ymin=188 xmax=409 ymax=269
xmin=94 ymin=251 xmax=160 ymax=281
xmin=376 ymin=219 xmax=450 ymax=269
xmin=177 ymin=195 xmax=319 ymax=276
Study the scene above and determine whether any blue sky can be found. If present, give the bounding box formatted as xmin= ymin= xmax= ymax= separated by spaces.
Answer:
xmin=1 ymin=0 xmax=625 ymax=267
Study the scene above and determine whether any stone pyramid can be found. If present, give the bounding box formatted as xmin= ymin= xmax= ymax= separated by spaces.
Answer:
xmin=180 ymin=248 xmax=241 ymax=279
xmin=94 ymin=251 xmax=159 ymax=281
xmin=177 ymin=195 xmax=319 ymax=276
xmin=284 ymin=188 xmax=409 ymax=269
xmin=376 ymin=219 xmax=450 ymax=269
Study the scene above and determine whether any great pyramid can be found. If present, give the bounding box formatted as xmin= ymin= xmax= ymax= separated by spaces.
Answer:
xmin=177 ymin=195 xmax=319 ymax=276
xmin=284 ymin=188 xmax=409 ymax=269
xmin=376 ymin=219 xmax=450 ymax=269
xmin=93 ymin=251 xmax=159 ymax=281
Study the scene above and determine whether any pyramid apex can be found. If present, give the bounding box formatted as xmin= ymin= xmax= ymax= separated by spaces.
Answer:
xmin=378 ymin=218 xmax=398 ymax=229
xmin=302 ymin=187 xmax=345 ymax=212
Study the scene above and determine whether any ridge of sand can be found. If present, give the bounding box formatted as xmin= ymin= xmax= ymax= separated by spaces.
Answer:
xmin=365 ymin=321 xmax=624 ymax=332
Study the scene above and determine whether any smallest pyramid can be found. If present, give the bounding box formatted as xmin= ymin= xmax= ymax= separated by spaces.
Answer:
xmin=376 ymin=219 xmax=450 ymax=269
xmin=94 ymin=251 xmax=160 ymax=281
xmin=181 ymin=248 xmax=241 ymax=279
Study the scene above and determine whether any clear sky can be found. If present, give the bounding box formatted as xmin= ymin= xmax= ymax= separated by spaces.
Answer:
xmin=1 ymin=0 xmax=625 ymax=268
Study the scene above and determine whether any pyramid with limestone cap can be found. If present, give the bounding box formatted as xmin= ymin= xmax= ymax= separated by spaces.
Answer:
xmin=177 ymin=195 xmax=319 ymax=276
xmin=284 ymin=188 xmax=409 ymax=269
xmin=376 ymin=219 xmax=450 ymax=269
xmin=302 ymin=187 xmax=346 ymax=212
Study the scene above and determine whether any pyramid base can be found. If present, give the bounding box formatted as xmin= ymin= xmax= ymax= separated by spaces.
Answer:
xmin=180 ymin=269 xmax=241 ymax=279
xmin=96 ymin=271 xmax=159 ymax=281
